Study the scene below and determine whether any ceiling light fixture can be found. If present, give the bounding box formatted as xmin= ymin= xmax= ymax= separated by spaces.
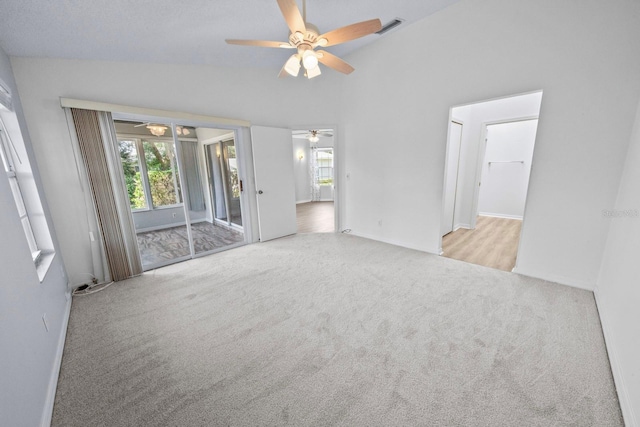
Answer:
xmin=284 ymin=54 xmax=302 ymax=77
xmin=225 ymin=0 xmax=381 ymax=79
xmin=302 ymin=49 xmax=318 ymax=70
xmin=305 ymin=65 xmax=321 ymax=79
xmin=176 ymin=126 xmax=191 ymax=136
xmin=307 ymin=130 xmax=320 ymax=143
xmin=146 ymin=125 xmax=167 ymax=137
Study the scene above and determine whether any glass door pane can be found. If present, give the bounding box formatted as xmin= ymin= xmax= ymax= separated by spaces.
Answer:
xmin=186 ymin=128 xmax=244 ymax=255
xmin=207 ymin=143 xmax=227 ymax=222
xmin=115 ymin=120 xmax=190 ymax=270
xmin=222 ymin=139 xmax=243 ymax=227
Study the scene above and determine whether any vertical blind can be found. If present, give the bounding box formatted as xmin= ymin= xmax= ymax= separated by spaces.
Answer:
xmin=70 ymin=108 xmax=142 ymax=281
xmin=180 ymin=140 xmax=205 ymax=212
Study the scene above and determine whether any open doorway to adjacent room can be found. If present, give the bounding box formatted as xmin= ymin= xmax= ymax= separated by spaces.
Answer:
xmin=440 ymin=91 xmax=542 ymax=271
xmin=292 ymin=128 xmax=336 ymax=233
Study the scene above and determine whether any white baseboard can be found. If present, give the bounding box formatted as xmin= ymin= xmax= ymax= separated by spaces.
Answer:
xmin=319 ymin=198 xmax=334 ymax=202
xmin=479 ymin=212 xmax=523 ymax=220
xmin=453 ymin=223 xmax=471 ymax=231
xmin=41 ymin=294 xmax=72 ymax=427
xmin=511 ymin=267 xmax=595 ymax=291
xmin=296 ymin=199 xmax=312 ymax=205
xmin=594 ymin=291 xmax=637 ymax=427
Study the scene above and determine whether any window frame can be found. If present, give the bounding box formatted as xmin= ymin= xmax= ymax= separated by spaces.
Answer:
xmin=0 ymin=121 xmax=42 ymax=264
xmin=117 ymin=136 xmax=184 ymax=211
xmin=315 ymin=147 xmax=334 ymax=186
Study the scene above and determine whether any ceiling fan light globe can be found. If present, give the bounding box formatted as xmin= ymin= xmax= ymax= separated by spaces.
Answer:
xmin=302 ymin=51 xmax=318 ymax=70
xmin=309 ymin=135 xmax=319 ymax=143
xmin=284 ymin=54 xmax=301 ymax=76
xmin=306 ymin=64 xmax=321 ymax=79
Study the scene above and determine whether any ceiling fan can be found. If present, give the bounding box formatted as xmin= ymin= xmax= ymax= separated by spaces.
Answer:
xmin=225 ymin=0 xmax=382 ymax=79
xmin=293 ymin=129 xmax=332 ymax=142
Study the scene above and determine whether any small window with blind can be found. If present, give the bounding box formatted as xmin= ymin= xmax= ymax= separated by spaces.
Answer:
xmin=315 ymin=148 xmax=333 ymax=185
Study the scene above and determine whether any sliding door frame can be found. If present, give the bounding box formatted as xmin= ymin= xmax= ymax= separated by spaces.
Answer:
xmin=112 ymin=111 xmax=252 ymax=268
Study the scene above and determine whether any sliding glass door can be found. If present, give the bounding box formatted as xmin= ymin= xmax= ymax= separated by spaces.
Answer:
xmin=115 ymin=119 xmax=246 ymax=270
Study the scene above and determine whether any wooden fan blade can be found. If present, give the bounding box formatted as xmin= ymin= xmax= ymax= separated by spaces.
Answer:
xmin=317 ymin=50 xmax=355 ymax=74
xmin=277 ymin=0 xmax=306 ymax=35
xmin=226 ymin=39 xmax=293 ymax=48
xmin=318 ymin=19 xmax=382 ymax=47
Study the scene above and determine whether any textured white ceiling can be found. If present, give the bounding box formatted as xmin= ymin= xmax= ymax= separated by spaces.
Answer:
xmin=0 ymin=0 xmax=460 ymax=69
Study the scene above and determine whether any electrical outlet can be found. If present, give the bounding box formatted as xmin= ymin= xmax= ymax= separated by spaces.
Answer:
xmin=172 ymin=213 xmax=177 ymax=218
xmin=42 ymin=313 xmax=49 ymax=332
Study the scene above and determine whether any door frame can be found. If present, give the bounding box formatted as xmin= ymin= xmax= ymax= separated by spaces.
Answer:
xmin=440 ymin=118 xmax=464 ymax=238
xmin=291 ymin=123 xmax=340 ymax=232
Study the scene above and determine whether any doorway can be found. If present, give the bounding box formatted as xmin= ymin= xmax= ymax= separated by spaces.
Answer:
xmin=292 ymin=128 xmax=336 ymax=233
xmin=114 ymin=119 xmax=247 ymax=270
xmin=440 ymin=91 xmax=542 ymax=271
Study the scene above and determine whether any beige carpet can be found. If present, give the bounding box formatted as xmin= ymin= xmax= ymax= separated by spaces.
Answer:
xmin=52 ymin=234 xmax=622 ymax=426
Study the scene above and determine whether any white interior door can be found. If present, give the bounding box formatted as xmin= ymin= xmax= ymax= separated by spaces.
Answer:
xmin=442 ymin=121 xmax=463 ymax=235
xmin=251 ymin=125 xmax=297 ymax=242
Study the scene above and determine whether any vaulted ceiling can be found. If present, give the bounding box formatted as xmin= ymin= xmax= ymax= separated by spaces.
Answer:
xmin=0 ymin=0 xmax=461 ymax=69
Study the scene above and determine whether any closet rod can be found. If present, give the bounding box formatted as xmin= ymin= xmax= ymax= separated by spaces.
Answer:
xmin=488 ymin=160 xmax=524 ymax=164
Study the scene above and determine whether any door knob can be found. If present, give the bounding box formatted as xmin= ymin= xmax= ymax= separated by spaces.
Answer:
xmin=258 ymin=190 xmax=263 ymax=194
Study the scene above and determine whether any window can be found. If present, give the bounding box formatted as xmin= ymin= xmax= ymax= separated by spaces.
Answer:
xmin=119 ymin=137 xmax=182 ymax=210
xmin=315 ymin=148 xmax=333 ymax=185
xmin=0 ymin=120 xmax=41 ymax=263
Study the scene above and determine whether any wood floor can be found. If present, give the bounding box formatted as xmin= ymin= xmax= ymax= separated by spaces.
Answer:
xmin=442 ymin=215 xmax=522 ymax=271
xmin=296 ymin=201 xmax=334 ymax=233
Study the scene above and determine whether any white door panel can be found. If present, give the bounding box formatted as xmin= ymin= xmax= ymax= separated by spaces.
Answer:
xmin=251 ymin=126 xmax=297 ymax=242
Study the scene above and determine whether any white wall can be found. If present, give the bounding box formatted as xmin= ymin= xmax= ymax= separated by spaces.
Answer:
xmin=0 ymin=46 xmax=70 ymax=427
xmin=11 ymin=58 xmax=341 ymax=282
xmin=478 ymin=119 xmax=538 ymax=219
xmin=595 ymin=99 xmax=640 ymax=426
xmin=292 ymin=137 xmax=311 ymax=203
xmin=450 ymin=92 xmax=542 ymax=228
xmin=340 ymin=0 xmax=640 ymax=289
